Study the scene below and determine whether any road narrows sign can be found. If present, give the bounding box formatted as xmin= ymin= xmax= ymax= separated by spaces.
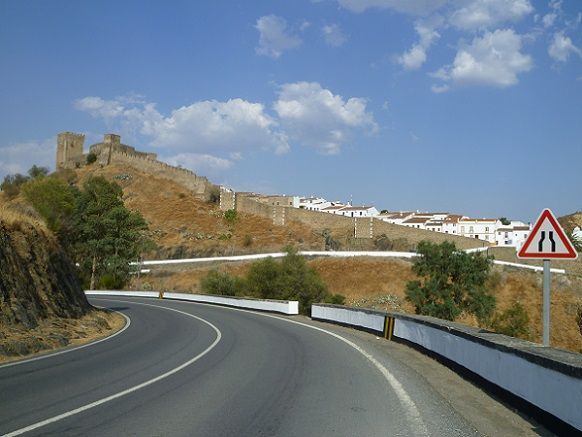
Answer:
xmin=517 ymin=209 xmax=578 ymax=259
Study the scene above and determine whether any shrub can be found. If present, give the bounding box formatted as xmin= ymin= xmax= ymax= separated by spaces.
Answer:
xmin=246 ymin=247 xmax=329 ymax=314
xmin=86 ymin=152 xmax=97 ymax=164
xmin=224 ymin=209 xmax=238 ymax=225
xmin=325 ymin=293 xmax=346 ymax=305
xmin=208 ymin=186 xmax=220 ymax=204
xmin=491 ymin=302 xmax=530 ymax=339
xmin=576 ymin=304 xmax=582 ymax=339
xmin=374 ymin=234 xmax=393 ymax=251
xmin=28 ymin=165 xmax=49 ymax=179
xmin=405 ymin=241 xmax=495 ymax=323
xmin=1 ymin=173 xmax=29 ymax=199
xmin=243 ymin=234 xmax=253 ymax=247
xmin=201 ymin=270 xmax=245 ymax=296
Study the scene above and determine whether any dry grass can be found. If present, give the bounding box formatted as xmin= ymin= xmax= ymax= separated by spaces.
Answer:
xmin=75 ymin=164 xmax=322 ymax=255
xmin=0 ymin=309 xmax=126 ymax=363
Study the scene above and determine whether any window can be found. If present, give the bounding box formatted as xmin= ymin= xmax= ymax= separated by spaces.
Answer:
xmin=485 ymin=227 xmax=489 ymax=232
xmin=461 ymin=226 xmax=465 ymax=233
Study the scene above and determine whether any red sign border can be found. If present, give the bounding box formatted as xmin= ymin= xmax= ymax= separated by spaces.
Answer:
xmin=517 ymin=209 xmax=578 ymax=259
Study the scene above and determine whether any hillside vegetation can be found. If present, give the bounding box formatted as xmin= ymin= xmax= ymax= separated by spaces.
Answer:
xmin=75 ymin=164 xmax=323 ymax=258
xmin=0 ymin=202 xmax=124 ymax=361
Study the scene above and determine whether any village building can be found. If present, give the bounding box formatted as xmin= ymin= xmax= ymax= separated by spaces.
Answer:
xmin=458 ymin=218 xmax=500 ymax=243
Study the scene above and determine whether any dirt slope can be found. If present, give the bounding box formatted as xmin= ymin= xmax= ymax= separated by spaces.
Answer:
xmin=75 ymin=164 xmax=323 ymax=258
xmin=0 ymin=203 xmax=123 ymax=361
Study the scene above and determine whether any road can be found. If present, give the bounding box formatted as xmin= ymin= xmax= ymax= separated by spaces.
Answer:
xmin=0 ymin=297 xmax=550 ymax=436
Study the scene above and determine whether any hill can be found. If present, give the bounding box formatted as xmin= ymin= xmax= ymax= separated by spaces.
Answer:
xmin=75 ymin=164 xmax=324 ymax=258
xmin=559 ymin=211 xmax=582 ymax=232
xmin=0 ymin=201 xmax=124 ymax=361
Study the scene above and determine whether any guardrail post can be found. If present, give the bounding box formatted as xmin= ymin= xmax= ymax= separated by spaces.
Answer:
xmin=383 ymin=316 xmax=394 ymax=340
xmin=159 ymin=290 xmax=164 ymax=299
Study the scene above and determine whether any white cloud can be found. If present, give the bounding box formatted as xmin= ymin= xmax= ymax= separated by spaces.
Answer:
xmin=397 ymin=18 xmax=441 ymax=70
xmin=322 ymin=24 xmax=348 ymax=47
xmin=448 ymin=0 xmax=533 ymax=31
xmin=548 ymin=31 xmax=582 ymax=62
xmin=164 ymin=153 xmax=233 ymax=176
xmin=431 ymin=84 xmax=450 ymax=93
xmin=274 ymin=82 xmax=377 ymax=155
xmin=0 ymin=139 xmax=55 ymax=180
xmin=75 ymin=96 xmax=290 ymax=173
xmin=255 ymin=15 xmax=302 ymax=58
xmin=542 ymin=0 xmax=562 ymax=28
xmin=431 ymin=29 xmax=533 ymax=89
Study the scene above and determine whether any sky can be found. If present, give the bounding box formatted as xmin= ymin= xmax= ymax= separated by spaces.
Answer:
xmin=0 ymin=0 xmax=581 ymax=222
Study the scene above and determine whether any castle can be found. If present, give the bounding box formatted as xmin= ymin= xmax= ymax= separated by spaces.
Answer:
xmin=55 ymin=132 xmax=213 ymax=199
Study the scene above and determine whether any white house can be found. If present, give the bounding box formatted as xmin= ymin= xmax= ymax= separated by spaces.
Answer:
xmin=495 ymin=221 xmax=532 ymax=248
xmin=401 ymin=216 xmax=430 ymax=229
xmin=378 ymin=211 xmax=415 ymax=224
xmin=299 ymin=197 xmax=332 ymax=211
xmin=441 ymin=215 xmax=466 ymax=235
xmin=337 ymin=205 xmax=379 ymax=218
xmin=320 ymin=204 xmax=346 ymax=215
xmin=573 ymin=226 xmax=582 ymax=240
xmin=458 ymin=218 xmax=500 ymax=243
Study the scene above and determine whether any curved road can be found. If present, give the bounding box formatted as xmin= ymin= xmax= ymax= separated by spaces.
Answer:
xmin=0 ymin=297 xmax=549 ymax=436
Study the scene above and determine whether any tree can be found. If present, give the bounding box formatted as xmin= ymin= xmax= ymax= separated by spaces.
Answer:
xmin=28 ymin=165 xmax=49 ymax=179
xmin=21 ymin=176 xmax=77 ymax=235
xmin=405 ymin=241 xmax=496 ymax=323
xmin=245 ymin=247 xmax=330 ymax=313
xmin=498 ymin=217 xmax=511 ymax=226
xmin=1 ymin=173 xmax=29 ymax=199
xmin=86 ymin=152 xmax=97 ymax=164
xmin=74 ymin=177 xmax=150 ymax=289
xmin=201 ymin=270 xmax=245 ymax=296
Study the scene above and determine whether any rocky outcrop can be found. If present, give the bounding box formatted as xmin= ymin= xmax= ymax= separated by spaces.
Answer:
xmin=0 ymin=211 xmax=91 ymax=329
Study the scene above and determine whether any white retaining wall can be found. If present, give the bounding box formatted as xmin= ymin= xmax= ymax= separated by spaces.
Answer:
xmin=311 ymin=304 xmax=582 ymax=431
xmin=85 ymin=290 xmax=299 ymax=315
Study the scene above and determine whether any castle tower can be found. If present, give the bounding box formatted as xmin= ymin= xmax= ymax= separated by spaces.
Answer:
xmin=104 ymin=133 xmax=121 ymax=146
xmin=56 ymin=132 xmax=85 ymax=170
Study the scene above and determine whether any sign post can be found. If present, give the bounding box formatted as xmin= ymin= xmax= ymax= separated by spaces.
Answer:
xmin=517 ymin=209 xmax=578 ymax=346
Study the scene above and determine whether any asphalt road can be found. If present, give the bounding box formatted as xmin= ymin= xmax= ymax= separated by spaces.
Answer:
xmin=0 ymin=297 xmax=551 ymax=436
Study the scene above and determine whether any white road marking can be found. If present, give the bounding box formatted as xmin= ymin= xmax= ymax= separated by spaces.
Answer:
xmin=0 ymin=308 xmax=131 ymax=370
xmin=156 ymin=298 xmax=430 ymax=437
xmin=3 ymin=300 xmax=222 ymax=437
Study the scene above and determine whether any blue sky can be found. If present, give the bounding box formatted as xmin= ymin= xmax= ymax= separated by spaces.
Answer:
xmin=1 ymin=0 xmax=580 ymax=222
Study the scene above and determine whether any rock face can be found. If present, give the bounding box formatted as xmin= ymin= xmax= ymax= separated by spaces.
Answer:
xmin=0 ymin=212 xmax=91 ymax=329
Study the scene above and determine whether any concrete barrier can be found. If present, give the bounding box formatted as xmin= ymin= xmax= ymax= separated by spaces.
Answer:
xmin=312 ymin=304 xmax=582 ymax=431
xmin=85 ymin=290 xmax=299 ymax=315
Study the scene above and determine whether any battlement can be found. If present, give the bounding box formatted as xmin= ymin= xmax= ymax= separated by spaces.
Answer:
xmin=55 ymin=131 xmax=215 ymax=199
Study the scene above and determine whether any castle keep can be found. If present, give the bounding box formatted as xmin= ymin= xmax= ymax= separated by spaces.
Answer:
xmin=55 ymin=132 xmax=214 ymax=199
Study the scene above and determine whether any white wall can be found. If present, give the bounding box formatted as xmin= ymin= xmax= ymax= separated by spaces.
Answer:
xmin=85 ymin=290 xmax=299 ymax=315
xmin=312 ymin=304 xmax=582 ymax=431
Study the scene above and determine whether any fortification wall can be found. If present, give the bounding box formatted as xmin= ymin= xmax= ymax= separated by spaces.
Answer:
xmin=224 ymin=190 xmax=488 ymax=250
xmin=220 ymin=189 xmax=236 ymax=211
xmin=109 ymin=151 xmax=214 ymax=198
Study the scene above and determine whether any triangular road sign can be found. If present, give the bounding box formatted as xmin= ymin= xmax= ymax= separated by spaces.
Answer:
xmin=518 ymin=209 xmax=578 ymax=259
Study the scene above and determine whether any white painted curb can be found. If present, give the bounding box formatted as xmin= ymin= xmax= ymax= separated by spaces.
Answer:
xmin=85 ymin=290 xmax=299 ymax=315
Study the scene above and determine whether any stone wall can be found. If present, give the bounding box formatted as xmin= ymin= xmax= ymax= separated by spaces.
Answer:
xmin=109 ymin=151 xmax=214 ymax=198
xmin=222 ymin=190 xmax=489 ymax=250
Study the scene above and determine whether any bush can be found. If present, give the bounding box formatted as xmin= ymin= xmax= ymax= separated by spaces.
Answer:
xmin=405 ymin=241 xmax=496 ymax=323
xmin=28 ymin=165 xmax=49 ymax=179
xmin=224 ymin=209 xmax=238 ymax=225
xmin=491 ymin=302 xmax=530 ymax=339
xmin=86 ymin=152 xmax=97 ymax=164
xmin=374 ymin=234 xmax=393 ymax=251
xmin=201 ymin=270 xmax=245 ymax=296
xmin=325 ymin=293 xmax=346 ymax=305
xmin=243 ymin=234 xmax=253 ymax=247
xmin=246 ymin=247 xmax=329 ymax=314
xmin=208 ymin=186 xmax=220 ymax=204
xmin=1 ymin=173 xmax=29 ymax=199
